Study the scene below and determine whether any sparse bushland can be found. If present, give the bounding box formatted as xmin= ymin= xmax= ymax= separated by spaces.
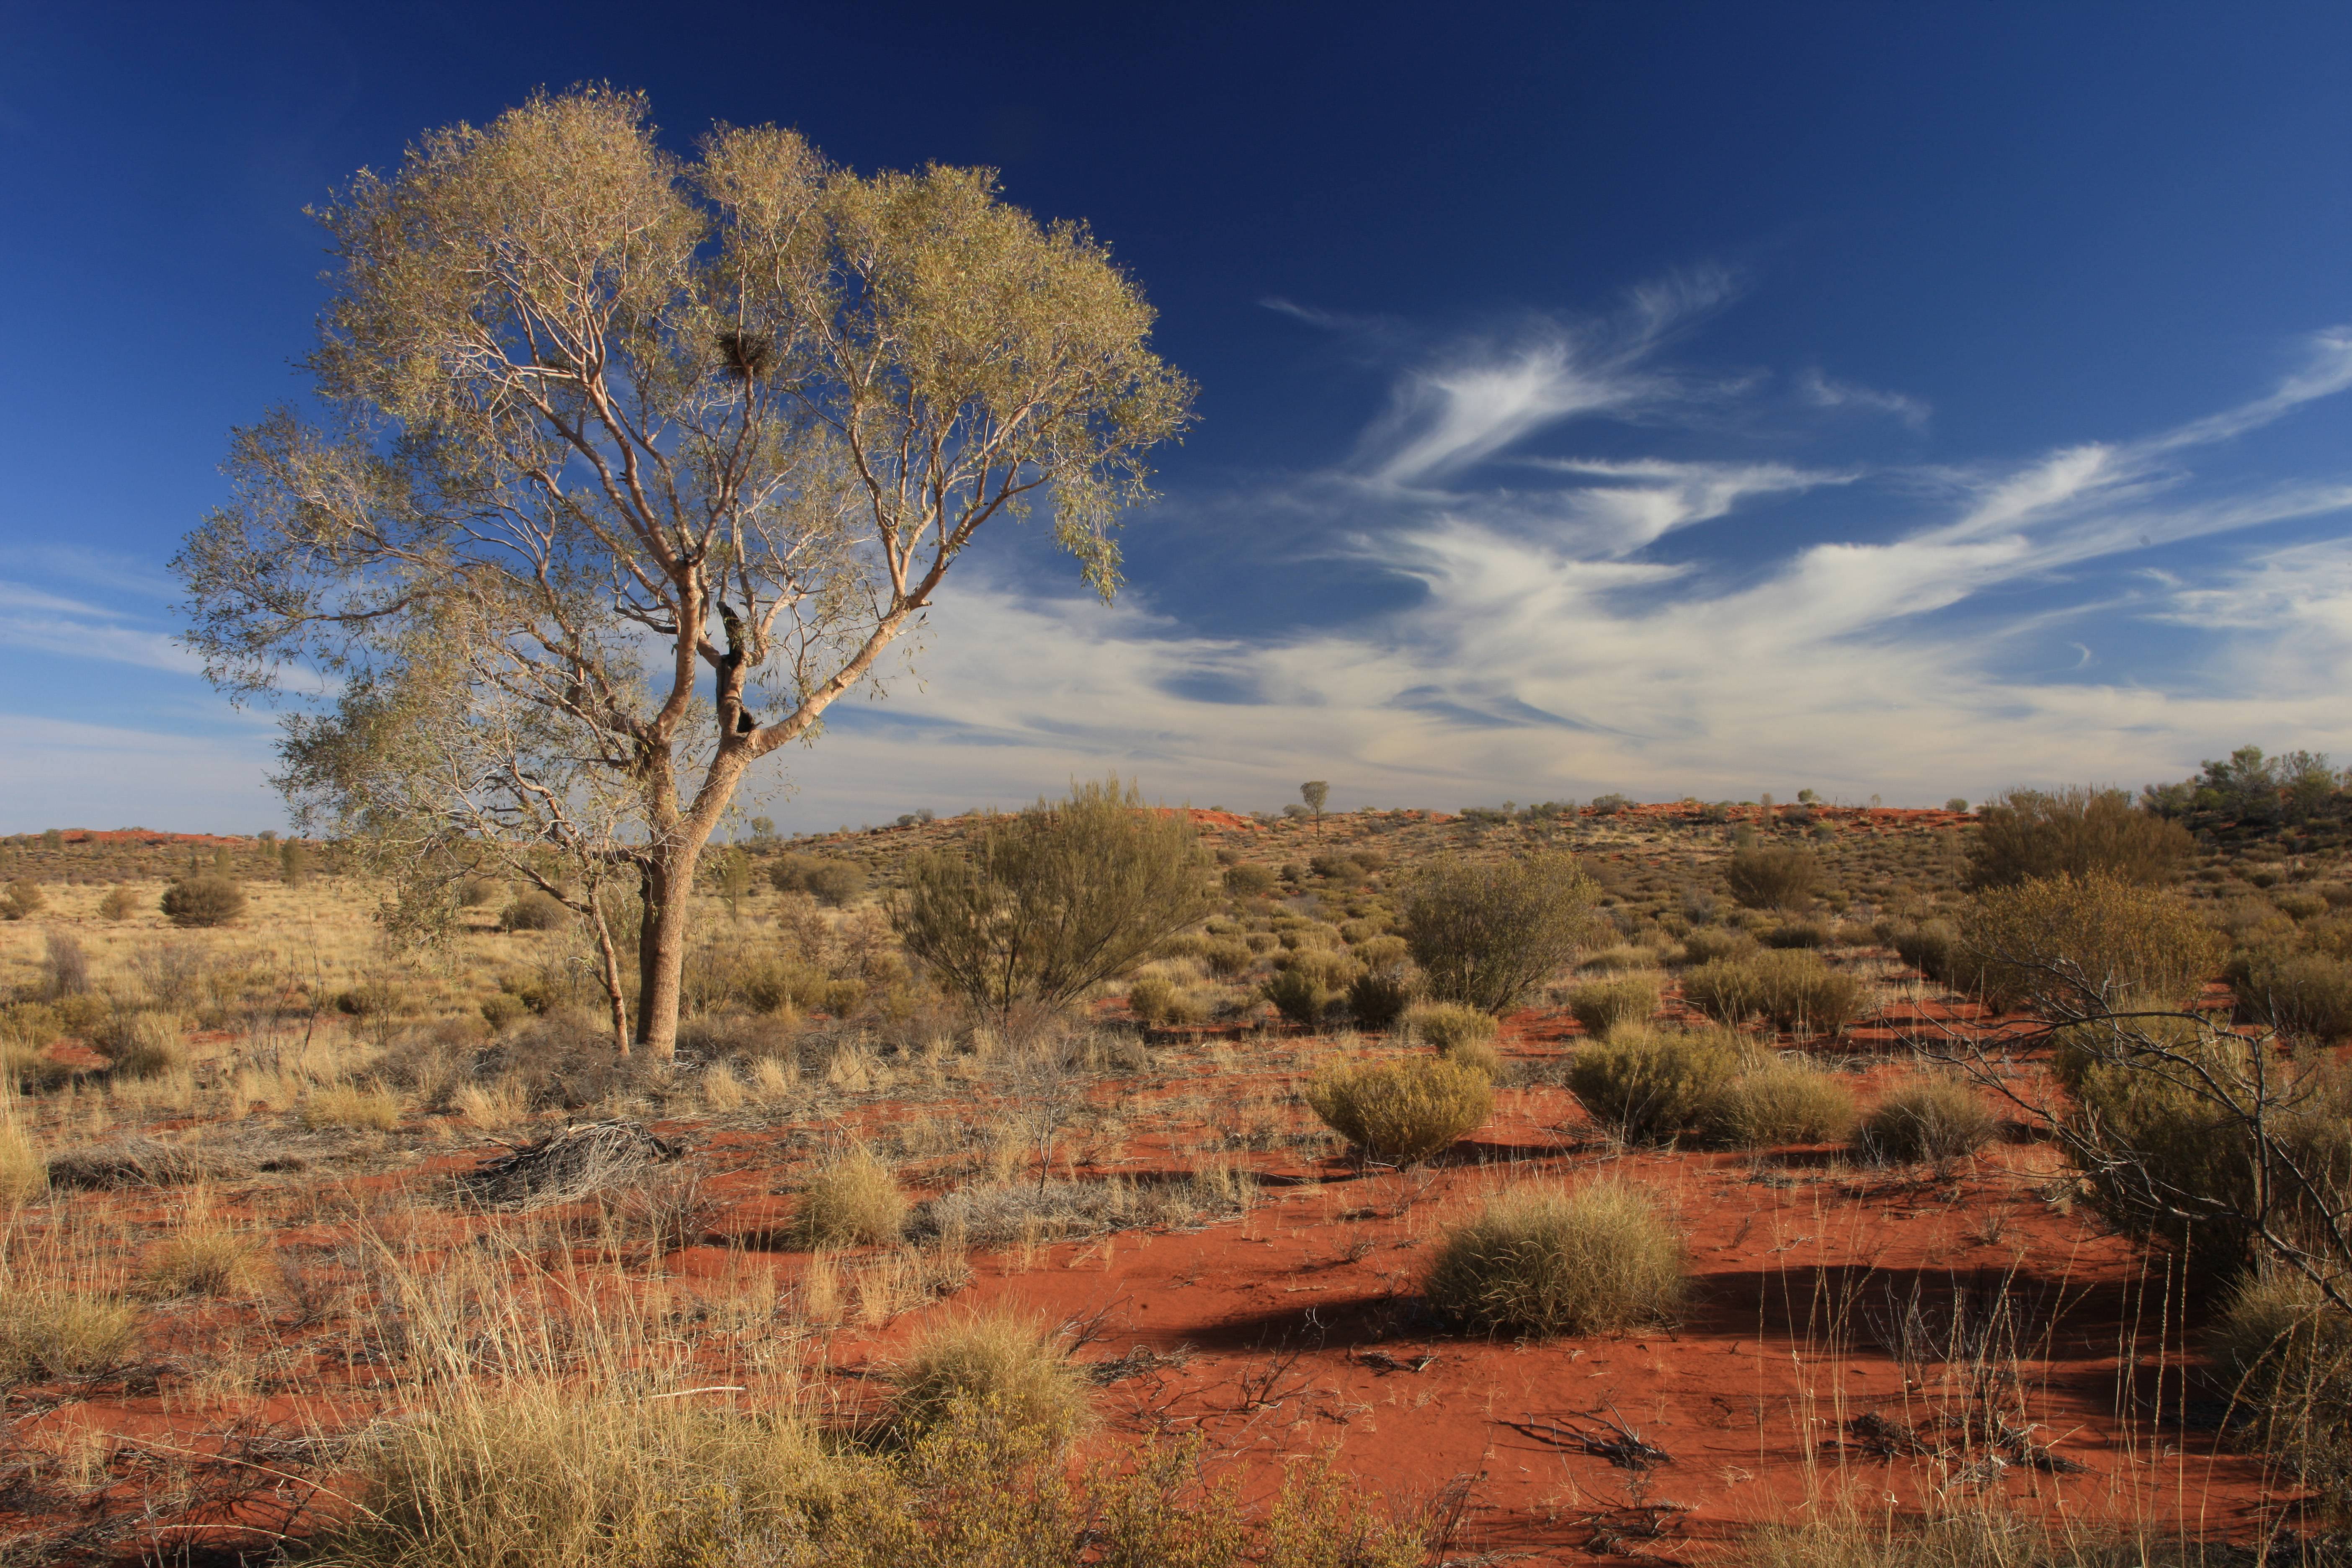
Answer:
xmin=0 ymin=1284 xmax=139 ymax=1383
xmin=1305 ymin=1055 xmax=1493 ymax=1166
xmin=895 ymin=778 xmax=1215 ymax=1025
xmin=90 ymin=1009 xmax=189 ymax=1080
xmin=794 ymin=1148 xmax=910 ymax=1247
xmin=1696 ymin=1056 xmax=1857 ymax=1148
xmin=1856 ymin=1077 xmax=1997 ymax=1166
xmin=1965 ymin=785 xmax=2195 ymax=890
xmin=1958 ymin=873 xmax=2221 ymax=1013
xmin=1565 ymin=972 xmax=1661 ymax=1037
xmin=160 ymin=875 xmax=245 ymax=928
xmin=1564 ymin=1026 xmax=1746 ymax=1142
xmin=887 ymin=1309 xmax=1092 ymax=1447
xmin=1400 ymin=851 xmax=1596 ymax=1014
xmin=1424 ymin=1179 xmax=1685 ymax=1336
xmin=1723 ymin=837 xmax=1821 ymax=911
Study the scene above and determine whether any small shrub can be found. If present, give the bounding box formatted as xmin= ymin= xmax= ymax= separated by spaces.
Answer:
xmin=1966 ymin=785 xmax=2193 ymax=890
xmin=2215 ymin=1269 xmax=2352 ymax=1504
xmin=1127 ymin=973 xmax=1202 ymax=1027
xmin=1678 ymin=926 xmax=1756 ymax=966
xmin=794 ymin=1150 xmax=909 ymax=1247
xmin=1680 ymin=959 xmax=1769 ymax=1025
xmin=0 ymin=1286 xmax=139 ymax=1382
xmin=1564 ymin=1026 xmax=1746 ymax=1142
xmin=457 ymin=877 xmax=503 ymax=908
xmin=2231 ymin=949 xmax=2352 ymax=1042
xmin=1406 ymin=1002 xmax=1498 ymax=1053
xmin=1698 ymin=1059 xmax=1857 ymax=1148
xmin=1893 ymin=920 xmax=1968 ymax=985
xmin=1857 ymin=1078 xmax=1997 ymax=1165
xmin=1748 ymin=949 xmax=1869 ymax=1034
xmin=1305 ymin=1055 xmax=1494 ymax=1166
xmin=1424 ymin=1180 xmax=1685 ymax=1336
xmin=888 ymin=1309 xmax=1092 ymax=1448
xmin=1261 ymin=966 xmax=1337 ymax=1025
xmin=1222 ymin=861 xmax=1278 ymax=898
xmin=96 ymin=885 xmax=139 ymax=921
xmin=1960 ymin=873 xmax=2221 ymax=1014
xmin=500 ymin=890 xmax=571 ymax=932
xmin=1401 ymin=852 xmax=1596 ymax=1014
xmin=1346 ymin=965 xmax=1416 ymax=1029
xmin=46 ymin=1137 xmax=202 ymax=1190
xmin=1202 ymin=939 xmax=1256 ymax=978
xmin=141 ymin=1227 xmax=266 ymax=1298
xmin=1760 ymin=919 xmax=1830 ymax=949
xmin=160 ymin=875 xmax=245 ymax=928
xmin=480 ymin=992 xmax=529 ymax=1031
xmin=2 ymin=879 xmax=46 ymax=920
xmin=39 ymin=932 xmax=90 ymax=999
xmin=90 ymin=1010 xmax=188 ymax=1079
xmin=1724 ymin=843 xmax=1821 ymax=911
xmin=1565 ymin=974 xmax=1661 ymax=1037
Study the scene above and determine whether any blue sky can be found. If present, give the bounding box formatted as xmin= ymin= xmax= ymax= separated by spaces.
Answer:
xmin=5 ymin=2 xmax=2352 ymax=831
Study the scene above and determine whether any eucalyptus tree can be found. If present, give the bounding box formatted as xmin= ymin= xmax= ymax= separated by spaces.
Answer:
xmin=175 ymin=88 xmax=1194 ymax=1058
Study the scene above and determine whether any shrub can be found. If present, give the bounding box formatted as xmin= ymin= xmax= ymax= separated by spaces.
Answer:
xmin=895 ymin=778 xmax=1215 ymax=1024
xmin=1222 ymin=861 xmax=1278 ymax=898
xmin=500 ymin=890 xmax=570 ymax=932
xmin=2230 ymin=949 xmax=2352 ymax=1042
xmin=1965 ymin=785 xmax=2193 ymax=890
xmin=1423 ymin=1180 xmax=1685 ymax=1336
xmin=1893 ymin=920 xmax=1968 ymax=986
xmin=38 ymin=931 xmax=88 ymax=999
xmin=1564 ymin=1026 xmax=1746 ymax=1142
xmin=160 ymin=875 xmax=245 ymax=928
xmin=1346 ymin=965 xmax=1416 ymax=1029
xmin=90 ymin=1010 xmax=189 ymax=1079
xmin=1857 ymin=1078 xmax=1997 ymax=1165
xmin=480 ymin=992 xmax=529 ymax=1031
xmin=888 ymin=1309 xmax=1092 ymax=1448
xmin=140 ymin=1227 xmax=266 ymax=1297
xmin=1 ymin=879 xmax=45 ymax=920
xmin=1724 ymin=842 xmax=1821 ymax=910
xmin=1565 ymin=974 xmax=1661 ymax=1037
xmin=1747 ymin=949 xmax=1869 ymax=1035
xmin=96 ymin=885 xmax=139 ymax=921
xmin=1760 ymin=919 xmax=1831 ymax=949
xmin=1202 ymin=939 xmax=1256 ymax=978
xmin=1678 ymin=925 xmax=1756 ymax=966
xmin=1697 ymin=1059 xmax=1857 ymax=1148
xmin=1401 ymin=852 xmax=1596 ymax=1014
xmin=771 ymin=853 xmax=868 ymax=908
xmin=2215 ymin=1269 xmax=2352 ymax=1506
xmin=1261 ymin=966 xmax=1337 ymax=1026
xmin=1305 ymin=1055 xmax=1494 ymax=1166
xmin=1406 ymin=1001 xmax=1498 ymax=1053
xmin=794 ymin=1150 xmax=909 ymax=1247
xmin=1680 ymin=959 xmax=1769 ymax=1025
xmin=0 ymin=1286 xmax=139 ymax=1382
xmin=1959 ymin=873 xmax=2221 ymax=1014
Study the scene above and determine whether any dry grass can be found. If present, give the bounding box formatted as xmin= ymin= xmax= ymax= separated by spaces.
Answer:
xmin=1564 ymin=972 xmax=1662 ymax=1037
xmin=1423 ymin=1179 xmax=1685 ymax=1336
xmin=92 ymin=1008 xmax=189 ymax=1078
xmin=302 ymin=1081 xmax=403 ymax=1130
xmin=1746 ymin=1508 xmax=2213 ymax=1568
xmin=0 ymin=1102 xmax=43 ymax=1204
xmin=1563 ymin=1025 xmax=1746 ymax=1142
xmin=0 ymin=1284 xmax=140 ymax=1382
xmin=1403 ymin=1001 xmax=1497 ymax=1052
xmin=139 ymin=1223 xmax=266 ymax=1299
xmin=1697 ymin=1056 xmax=1858 ymax=1148
xmin=1857 ymin=1076 xmax=1999 ymax=1165
xmin=887 ymin=1307 xmax=1093 ymax=1448
xmin=1305 ymin=1054 xmax=1494 ymax=1166
xmin=794 ymin=1148 xmax=910 ymax=1247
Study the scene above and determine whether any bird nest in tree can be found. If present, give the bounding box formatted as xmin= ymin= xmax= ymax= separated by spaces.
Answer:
xmin=458 ymin=1119 xmax=685 ymax=1208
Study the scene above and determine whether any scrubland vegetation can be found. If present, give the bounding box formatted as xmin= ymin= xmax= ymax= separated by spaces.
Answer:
xmin=5 ymin=747 xmax=2352 ymax=1561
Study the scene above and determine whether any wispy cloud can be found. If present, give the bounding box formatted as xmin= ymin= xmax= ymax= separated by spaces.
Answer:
xmin=0 ymin=580 xmax=201 ymax=673
xmin=1797 ymin=367 xmax=1930 ymax=428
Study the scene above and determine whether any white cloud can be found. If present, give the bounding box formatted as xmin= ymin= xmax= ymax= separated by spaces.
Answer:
xmin=1798 ymin=367 xmax=1930 ymax=428
xmin=0 ymin=580 xmax=202 ymax=673
xmin=0 ymin=714 xmax=282 ymax=833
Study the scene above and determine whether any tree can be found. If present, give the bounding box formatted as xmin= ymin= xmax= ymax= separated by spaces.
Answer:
xmin=1401 ymin=852 xmax=1596 ymax=1014
xmin=1299 ymin=780 xmax=1329 ymax=829
xmin=175 ymin=89 xmax=1194 ymax=1059
xmin=892 ymin=778 xmax=1214 ymax=1026
xmin=1964 ymin=786 xmax=2192 ymax=890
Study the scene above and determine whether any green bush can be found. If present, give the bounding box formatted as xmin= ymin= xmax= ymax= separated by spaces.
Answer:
xmin=1127 ymin=973 xmax=1198 ymax=1027
xmin=1305 ymin=1055 xmax=1493 ymax=1166
xmin=160 ymin=876 xmax=245 ymax=928
xmin=1423 ymin=1181 xmax=1685 ymax=1336
xmin=96 ymin=886 xmax=139 ymax=922
xmin=1565 ymin=973 xmax=1662 ymax=1037
xmin=1 ymin=880 xmax=45 ymax=921
xmin=1202 ymin=939 xmax=1256 ymax=978
xmin=1760 ymin=920 xmax=1831 ymax=950
xmin=1346 ymin=965 xmax=1416 ymax=1029
xmin=1401 ymin=852 xmax=1596 ymax=1014
xmin=1959 ymin=873 xmax=2221 ymax=1014
xmin=480 ymin=993 xmax=529 ymax=1032
xmin=1564 ymin=1026 xmax=1746 ymax=1142
xmin=1857 ymin=1078 xmax=1997 ymax=1164
xmin=1747 ymin=949 xmax=1868 ymax=1034
xmin=770 ymin=854 xmax=867 ymax=908
xmin=1678 ymin=926 xmax=1756 ymax=966
xmin=1405 ymin=1001 xmax=1498 ymax=1053
xmin=1680 ymin=959 xmax=1769 ymax=1025
xmin=0 ymin=1285 xmax=140 ymax=1382
xmin=1261 ymin=967 xmax=1336 ymax=1026
xmin=2230 ymin=949 xmax=2352 ymax=1042
xmin=1697 ymin=1058 xmax=1857 ymax=1148
xmin=1965 ymin=786 xmax=2194 ymax=890
xmin=90 ymin=1010 xmax=189 ymax=1079
xmin=1724 ymin=842 xmax=1821 ymax=911
xmin=894 ymin=778 xmax=1214 ymax=1024
xmin=1222 ymin=861 xmax=1278 ymax=899
xmin=1893 ymin=920 xmax=1968 ymax=986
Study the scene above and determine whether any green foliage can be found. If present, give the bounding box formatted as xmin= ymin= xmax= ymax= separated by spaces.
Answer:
xmin=1222 ymin=861 xmax=1277 ymax=898
xmin=1401 ymin=851 xmax=1596 ymax=1014
xmin=1857 ymin=1078 xmax=1997 ymax=1165
xmin=1697 ymin=1058 xmax=1858 ymax=1148
xmin=1564 ymin=1026 xmax=1746 ymax=1142
xmin=95 ymin=885 xmax=139 ymax=921
xmin=1724 ymin=840 xmax=1821 ymax=910
xmin=1423 ymin=1180 xmax=1686 ymax=1336
xmin=1305 ymin=1055 xmax=1494 ymax=1166
xmin=1959 ymin=872 xmax=2221 ymax=1014
xmin=160 ymin=875 xmax=245 ymax=928
xmin=1261 ymin=966 xmax=1337 ymax=1025
xmin=1965 ymin=786 xmax=2195 ymax=890
xmin=1565 ymin=974 xmax=1662 ymax=1037
xmin=1679 ymin=958 xmax=1768 ymax=1025
xmin=894 ymin=778 xmax=1215 ymax=1023
xmin=1 ymin=879 xmax=45 ymax=921
xmin=1406 ymin=1001 xmax=1499 ymax=1053
xmin=1678 ymin=925 xmax=1756 ymax=965
xmin=278 ymin=840 xmax=312 ymax=886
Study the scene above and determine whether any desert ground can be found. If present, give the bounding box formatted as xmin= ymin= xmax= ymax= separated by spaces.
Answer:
xmin=0 ymin=797 xmax=2339 ymax=1565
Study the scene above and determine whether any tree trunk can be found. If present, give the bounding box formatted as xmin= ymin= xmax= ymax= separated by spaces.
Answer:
xmin=633 ymin=831 xmax=714 ymax=1061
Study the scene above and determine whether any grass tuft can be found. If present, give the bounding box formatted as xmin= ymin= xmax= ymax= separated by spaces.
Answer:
xmin=1305 ymin=1055 xmax=1493 ymax=1166
xmin=794 ymin=1148 xmax=910 ymax=1247
xmin=887 ymin=1308 xmax=1092 ymax=1449
xmin=1424 ymin=1179 xmax=1685 ymax=1336
xmin=1857 ymin=1077 xmax=1998 ymax=1165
